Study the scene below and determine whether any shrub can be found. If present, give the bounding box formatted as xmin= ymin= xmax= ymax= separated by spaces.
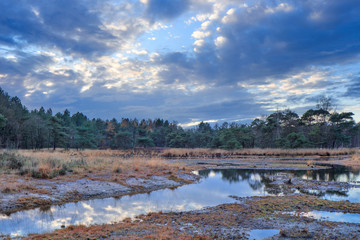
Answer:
xmin=114 ymin=167 xmax=122 ymax=173
xmin=30 ymin=164 xmax=53 ymax=179
xmin=0 ymin=152 xmax=24 ymax=170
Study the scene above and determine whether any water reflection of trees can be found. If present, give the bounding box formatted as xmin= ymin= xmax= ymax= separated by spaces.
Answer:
xmin=199 ymin=167 xmax=360 ymax=195
xmin=296 ymin=166 xmax=360 ymax=183
xmin=200 ymin=165 xmax=360 ymax=184
xmin=199 ymin=169 xmax=279 ymax=191
xmin=326 ymin=190 xmax=348 ymax=197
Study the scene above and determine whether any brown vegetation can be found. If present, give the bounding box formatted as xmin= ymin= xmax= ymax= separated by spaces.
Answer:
xmin=160 ymin=147 xmax=359 ymax=158
xmin=0 ymin=149 xmax=184 ymax=181
xmin=24 ymin=219 xmax=212 ymax=240
xmin=1 ymin=147 xmax=359 ymax=181
xmin=352 ymin=152 xmax=360 ymax=162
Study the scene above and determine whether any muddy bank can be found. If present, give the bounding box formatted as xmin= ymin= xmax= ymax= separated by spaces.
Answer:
xmin=171 ymin=158 xmax=334 ymax=171
xmin=0 ymin=172 xmax=199 ymax=215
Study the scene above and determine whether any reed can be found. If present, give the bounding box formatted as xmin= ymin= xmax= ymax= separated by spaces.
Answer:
xmin=160 ymin=147 xmax=358 ymax=158
xmin=352 ymin=152 xmax=360 ymax=162
xmin=0 ymin=149 xmax=177 ymax=179
xmin=1 ymin=148 xmax=359 ymax=179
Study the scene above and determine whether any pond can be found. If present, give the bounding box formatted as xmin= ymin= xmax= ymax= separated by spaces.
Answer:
xmin=294 ymin=165 xmax=360 ymax=202
xmin=298 ymin=164 xmax=360 ymax=183
xmin=286 ymin=210 xmax=360 ymax=224
xmin=1 ymin=166 xmax=360 ymax=237
xmin=248 ymin=229 xmax=280 ymax=239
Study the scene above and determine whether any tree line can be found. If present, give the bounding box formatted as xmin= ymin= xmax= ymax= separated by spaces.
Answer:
xmin=0 ymin=88 xmax=359 ymax=150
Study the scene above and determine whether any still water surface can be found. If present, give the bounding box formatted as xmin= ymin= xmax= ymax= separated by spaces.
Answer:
xmin=1 ymin=166 xmax=360 ymax=237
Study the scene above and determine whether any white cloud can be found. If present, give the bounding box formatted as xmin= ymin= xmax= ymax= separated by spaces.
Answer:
xmin=195 ymin=13 xmax=211 ymax=22
xmin=194 ymin=39 xmax=205 ymax=47
xmin=5 ymin=55 xmax=17 ymax=62
xmin=214 ymin=36 xmax=227 ymax=47
xmin=80 ymin=84 xmax=93 ymax=93
xmin=265 ymin=3 xmax=293 ymax=14
xmin=191 ymin=30 xmax=211 ymax=39
xmin=179 ymin=119 xmax=218 ymax=128
xmin=222 ymin=8 xmax=237 ymax=24
xmin=201 ymin=20 xmax=211 ymax=30
xmin=131 ymin=49 xmax=148 ymax=55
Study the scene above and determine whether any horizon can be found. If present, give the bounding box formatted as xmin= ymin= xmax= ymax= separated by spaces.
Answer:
xmin=1 ymin=0 xmax=360 ymax=126
xmin=1 ymin=86 xmax=357 ymax=130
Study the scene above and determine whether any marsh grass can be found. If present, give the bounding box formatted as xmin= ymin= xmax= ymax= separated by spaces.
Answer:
xmin=0 ymin=151 xmax=86 ymax=178
xmin=1 ymin=148 xmax=359 ymax=179
xmin=160 ymin=147 xmax=359 ymax=158
xmin=1 ymin=149 xmax=179 ymax=179
xmin=0 ymin=152 xmax=25 ymax=170
xmin=352 ymin=152 xmax=360 ymax=162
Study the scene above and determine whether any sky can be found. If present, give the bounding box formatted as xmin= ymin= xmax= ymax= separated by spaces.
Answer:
xmin=0 ymin=0 xmax=359 ymax=127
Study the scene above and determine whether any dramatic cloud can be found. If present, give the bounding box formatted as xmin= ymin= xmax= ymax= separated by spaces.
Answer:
xmin=0 ymin=0 xmax=116 ymax=58
xmin=145 ymin=0 xmax=190 ymax=21
xmin=0 ymin=0 xmax=359 ymax=124
xmin=159 ymin=0 xmax=360 ymax=86
xmin=346 ymin=77 xmax=360 ymax=98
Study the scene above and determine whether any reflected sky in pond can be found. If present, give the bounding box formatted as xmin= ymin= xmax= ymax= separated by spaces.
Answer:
xmin=248 ymin=229 xmax=280 ymax=240
xmin=291 ymin=210 xmax=360 ymax=224
xmin=322 ymin=188 xmax=360 ymax=203
xmin=1 ymin=167 xmax=360 ymax=237
xmin=198 ymin=167 xmax=360 ymax=203
xmin=0 ymin=169 xmax=269 ymax=237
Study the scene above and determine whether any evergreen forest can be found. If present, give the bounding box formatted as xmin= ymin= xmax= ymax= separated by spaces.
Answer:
xmin=0 ymin=88 xmax=359 ymax=150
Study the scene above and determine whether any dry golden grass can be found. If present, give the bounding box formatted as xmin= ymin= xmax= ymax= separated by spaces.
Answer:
xmin=160 ymin=148 xmax=227 ymax=158
xmin=2 ymin=149 xmax=182 ymax=181
xmin=352 ymin=152 xmax=360 ymax=161
xmin=8 ymin=147 xmax=360 ymax=161
xmin=236 ymin=148 xmax=354 ymax=156
xmin=160 ymin=147 xmax=359 ymax=158
xmin=24 ymin=220 xmax=211 ymax=240
xmin=1 ymin=147 xmax=359 ymax=180
xmin=343 ymin=151 xmax=360 ymax=167
xmin=0 ymin=175 xmax=23 ymax=193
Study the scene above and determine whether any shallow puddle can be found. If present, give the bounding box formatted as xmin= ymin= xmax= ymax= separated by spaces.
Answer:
xmin=248 ymin=229 xmax=280 ymax=239
xmin=1 ymin=167 xmax=360 ymax=237
xmin=290 ymin=210 xmax=360 ymax=224
xmin=322 ymin=188 xmax=360 ymax=202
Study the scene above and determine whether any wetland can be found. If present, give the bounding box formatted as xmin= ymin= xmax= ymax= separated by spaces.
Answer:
xmin=1 ymin=149 xmax=360 ymax=239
